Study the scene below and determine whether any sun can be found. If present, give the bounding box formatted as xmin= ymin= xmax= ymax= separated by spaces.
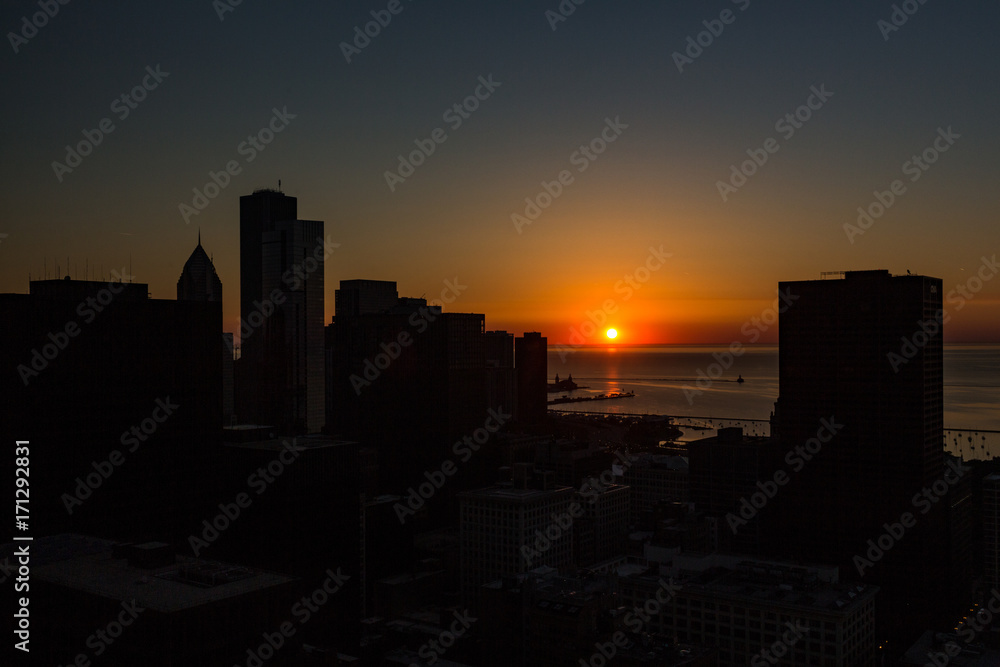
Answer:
xmin=606 ymin=328 xmax=618 ymax=339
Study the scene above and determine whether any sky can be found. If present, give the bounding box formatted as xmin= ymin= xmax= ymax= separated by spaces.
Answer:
xmin=2 ymin=0 xmax=999 ymax=344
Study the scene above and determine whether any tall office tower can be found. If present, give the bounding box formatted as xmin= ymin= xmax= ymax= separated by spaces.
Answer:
xmin=459 ymin=466 xmax=574 ymax=609
xmin=515 ymin=332 xmax=547 ymax=424
xmin=238 ymin=189 xmax=325 ymax=434
xmin=221 ymin=333 xmax=235 ymax=425
xmin=486 ymin=330 xmax=515 ymax=367
xmin=334 ymin=279 xmax=398 ymax=319
xmin=176 ymin=232 xmax=222 ymax=302
xmin=485 ymin=330 xmax=515 ymax=415
xmin=447 ymin=312 xmax=488 ymax=435
xmin=261 ymin=219 xmax=325 ymax=434
xmin=240 ymin=188 xmax=297 ymax=317
xmin=238 ymin=189 xmax=297 ymax=427
xmin=178 ymin=236 xmax=232 ymax=425
xmin=943 ymin=452 xmax=976 ymax=601
xmin=327 ymin=290 xmax=488 ymax=488
xmin=773 ymin=270 xmax=948 ymax=641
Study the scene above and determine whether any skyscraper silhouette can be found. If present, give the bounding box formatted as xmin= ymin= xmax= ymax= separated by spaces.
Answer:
xmin=176 ymin=231 xmax=222 ymax=302
xmin=515 ymin=332 xmax=547 ymax=424
xmin=238 ymin=189 xmax=325 ymax=433
xmin=772 ymin=269 xmax=949 ymax=641
xmin=774 ymin=270 xmax=943 ymax=555
xmin=177 ymin=234 xmax=232 ymax=424
xmin=335 ymin=279 xmax=399 ymax=318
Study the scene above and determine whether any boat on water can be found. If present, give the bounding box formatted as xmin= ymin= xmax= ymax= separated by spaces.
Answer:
xmin=737 ymin=374 xmax=745 ymax=383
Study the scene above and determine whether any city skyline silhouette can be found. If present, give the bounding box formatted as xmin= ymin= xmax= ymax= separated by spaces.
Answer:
xmin=3 ymin=1 xmax=1000 ymax=665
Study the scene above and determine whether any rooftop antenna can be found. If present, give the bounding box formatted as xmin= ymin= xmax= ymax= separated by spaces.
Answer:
xmin=278 ymin=179 xmax=281 ymax=192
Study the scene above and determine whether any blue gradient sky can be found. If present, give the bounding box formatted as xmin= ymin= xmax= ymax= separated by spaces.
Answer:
xmin=2 ymin=0 xmax=998 ymax=342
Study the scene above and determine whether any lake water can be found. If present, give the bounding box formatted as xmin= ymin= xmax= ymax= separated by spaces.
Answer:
xmin=547 ymin=344 xmax=1000 ymax=460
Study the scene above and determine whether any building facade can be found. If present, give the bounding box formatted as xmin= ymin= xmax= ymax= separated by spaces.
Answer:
xmin=238 ymin=189 xmax=325 ymax=433
xmin=459 ymin=472 xmax=574 ymax=608
xmin=515 ymin=332 xmax=547 ymax=425
xmin=618 ymin=554 xmax=878 ymax=666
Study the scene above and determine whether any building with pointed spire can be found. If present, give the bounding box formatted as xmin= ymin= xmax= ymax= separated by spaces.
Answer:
xmin=177 ymin=233 xmax=233 ymax=424
xmin=177 ymin=231 xmax=223 ymax=302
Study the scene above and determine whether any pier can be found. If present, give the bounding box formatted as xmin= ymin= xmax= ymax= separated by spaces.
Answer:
xmin=547 ymin=391 xmax=636 ymax=406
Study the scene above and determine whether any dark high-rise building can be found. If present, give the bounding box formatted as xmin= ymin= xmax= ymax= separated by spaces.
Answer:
xmin=326 ymin=290 xmax=487 ymax=491
xmin=262 ymin=218 xmax=326 ymax=434
xmin=772 ymin=269 xmax=949 ymax=642
xmin=239 ymin=189 xmax=295 ymax=428
xmin=178 ymin=235 xmax=232 ymax=425
xmin=238 ymin=189 xmax=325 ymax=434
xmin=239 ymin=188 xmax=297 ymax=322
xmin=222 ymin=332 xmax=235 ymax=425
xmin=515 ymin=332 xmax=547 ymax=424
xmin=176 ymin=232 xmax=222 ymax=302
xmin=485 ymin=330 xmax=515 ymax=416
xmin=0 ymin=277 xmax=223 ymax=539
xmin=446 ymin=312 xmax=489 ymax=435
xmin=486 ymin=330 xmax=515 ymax=368
xmin=212 ymin=431 xmax=365 ymax=650
xmin=335 ymin=279 xmax=398 ymax=319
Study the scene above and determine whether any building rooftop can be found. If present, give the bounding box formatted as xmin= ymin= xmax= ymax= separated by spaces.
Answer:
xmin=222 ymin=433 xmax=357 ymax=452
xmin=5 ymin=534 xmax=295 ymax=613
xmin=382 ymin=649 xmax=472 ymax=667
xmin=459 ymin=484 xmax=574 ymax=502
xmin=625 ymin=454 xmax=689 ymax=471
xmin=625 ymin=553 xmax=876 ymax=616
xmin=901 ymin=631 xmax=1000 ymax=666
xmin=782 ymin=269 xmax=938 ymax=285
xmin=377 ymin=570 xmax=443 ymax=586
xmin=614 ymin=638 xmax=717 ymax=666
xmin=28 ymin=277 xmax=149 ymax=301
